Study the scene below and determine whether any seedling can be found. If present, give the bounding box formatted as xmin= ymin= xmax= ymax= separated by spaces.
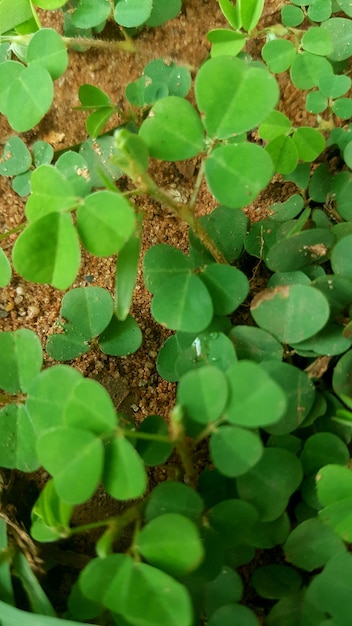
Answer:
xmin=1 ymin=0 xmax=352 ymax=624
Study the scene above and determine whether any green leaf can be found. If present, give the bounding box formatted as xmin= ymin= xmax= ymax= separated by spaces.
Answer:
xmin=261 ymin=361 xmax=315 ymax=435
xmin=239 ymin=0 xmax=264 ymax=31
xmin=0 ymin=598 xmax=86 ymax=626
xmin=301 ymin=26 xmax=334 ymax=55
xmin=343 ymin=140 xmax=352 ymax=168
xmin=31 ymin=479 xmax=73 ymax=542
xmin=12 ymin=212 xmax=80 ymax=289
xmin=236 ymin=448 xmax=303 ymax=521
xmin=0 ymin=404 xmax=39 ymax=471
xmin=195 ymin=56 xmax=279 ymax=138
xmin=205 ymin=566 xmax=243 ymax=618
xmin=27 ymin=28 xmax=68 ymax=79
xmin=0 ymin=61 xmax=23 ymax=115
xmin=143 ymin=244 xmax=192 ymax=293
xmin=268 ymin=194 xmax=305 ymax=222
xmin=135 ymin=415 xmax=173 ymax=466
xmin=177 ymin=366 xmax=228 ymax=424
xmin=251 ymin=564 xmax=302 ymax=599
xmin=335 ymin=0 xmax=352 ymax=15
xmin=0 ymin=248 xmax=11 ymax=286
xmin=113 ymin=129 xmax=150 ymax=179
xmin=281 ymin=4 xmax=304 ymax=26
xmin=0 ymin=329 xmax=42 ymax=393
xmin=0 ymin=518 xmax=14 ymax=606
xmin=64 ymin=377 xmax=117 ymax=435
xmin=200 ymin=265 xmax=249 ymax=315
xmin=265 ymin=135 xmax=298 ymax=175
xmin=308 ymin=0 xmax=332 ymax=21
xmin=151 ymin=273 xmax=213 ymax=333
xmin=12 ymin=550 xmax=56 ymax=616
xmin=6 ymin=65 xmax=54 ymax=132
xmin=142 ymin=59 xmax=191 ymax=98
xmin=26 ymin=365 xmax=82 ymax=435
xmin=290 ymin=51 xmax=333 ymax=89
xmin=175 ymin=330 xmax=237 ymax=379
xmin=321 ymin=17 xmax=352 ymax=61
xmin=294 ymin=322 xmax=351 ymax=356
xmin=301 ymin=432 xmax=349 ymax=475
xmin=145 ymin=481 xmax=204 ymax=522
xmin=25 ymin=164 xmax=78 ymax=221
xmin=114 ymin=0 xmax=153 ymax=27
xmin=292 ymin=127 xmax=325 ymax=161
xmin=283 ymin=162 xmax=311 ymax=189
xmin=332 ymin=97 xmax=352 ymax=120
xmin=284 ymin=518 xmax=346 ymax=572
xmin=208 ymin=498 xmax=258 ymax=547
xmin=0 ymin=136 xmax=31 ymax=176
xmin=332 ymin=349 xmax=352 ymax=398
xmin=37 ymin=426 xmax=104 ymax=504
xmin=59 ymin=286 xmax=114 ymax=338
xmin=79 ymin=83 xmax=111 ymax=107
xmin=331 ymin=235 xmax=352 ymax=279
xmin=99 ymin=313 xmax=142 ymax=356
xmin=207 ymin=29 xmax=246 ymax=58
xmin=262 ymin=39 xmax=296 ymax=73
xmin=45 ymin=333 xmax=89 ymax=361
xmin=80 ymin=554 xmax=193 ymax=626
xmin=225 ymin=360 xmax=287 ymax=427
xmin=205 ymin=143 xmax=274 ymax=209
xmin=56 ymin=151 xmax=91 ymax=197
xmin=305 ymin=90 xmax=328 ymax=114
xmin=258 ymin=110 xmax=292 ymax=141
xmin=77 ymin=190 xmax=135 ymax=256
xmin=102 ymin=435 xmax=147 ymax=500
xmin=229 ymin=325 xmax=283 ymax=362
xmin=218 ymin=0 xmax=242 ymax=29
xmin=145 ymin=0 xmax=181 ymax=26
xmin=210 ymin=425 xmax=263 ymax=477
xmin=86 ymin=107 xmax=114 ymax=137
xmin=251 ymin=284 xmax=330 ymax=344
xmin=79 ymin=136 xmax=123 ymax=187
xmin=0 ymin=0 xmax=33 ymax=33
xmin=116 ymin=218 xmax=142 ymax=320
xmin=208 ymin=604 xmax=259 ymax=626
xmin=136 ymin=513 xmax=204 ymax=576
xmin=265 ymin=228 xmax=335 ymax=272
xmin=34 ymin=0 xmax=67 ymax=7
xmin=71 ymin=0 xmax=111 ymax=28
xmin=246 ymin=513 xmax=291 ymax=549
xmin=319 ymin=73 xmax=351 ymax=98
xmin=305 ymin=552 xmax=352 ymax=625
xmin=139 ymin=97 xmax=204 ymax=161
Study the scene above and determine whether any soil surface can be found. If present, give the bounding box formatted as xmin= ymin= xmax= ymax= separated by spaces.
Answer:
xmin=0 ymin=0 xmax=338 ymax=620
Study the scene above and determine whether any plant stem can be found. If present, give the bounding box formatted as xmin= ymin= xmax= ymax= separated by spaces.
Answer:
xmin=139 ymin=172 xmax=228 ymax=264
xmin=123 ymin=430 xmax=171 ymax=443
xmin=169 ymin=406 xmax=197 ymax=486
xmin=68 ymin=503 xmax=142 ymax=537
xmin=0 ymin=223 xmax=26 ymax=241
xmin=62 ymin=35 xmax=136 ymax=53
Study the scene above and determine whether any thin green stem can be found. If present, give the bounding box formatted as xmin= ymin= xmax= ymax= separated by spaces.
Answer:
xmin=68 ymin=503 xmax=142 ymax=537
xmin=139 ymin=171 xmax=227 ymax=264
xmin=124 ymin=430 xmax=171 ymax=444
xmin=0 ymin=223 xmax=26 ymax=241
xmin=189 ymin=159 xmax=205 ymax=210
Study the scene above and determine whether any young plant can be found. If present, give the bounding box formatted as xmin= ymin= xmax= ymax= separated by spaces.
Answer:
xmin=2 ymin=0 xmax=352 ymax=624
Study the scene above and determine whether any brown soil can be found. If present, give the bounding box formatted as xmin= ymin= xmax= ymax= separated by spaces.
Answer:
xmin=0 ymin=0 xmax=339 ymax=620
